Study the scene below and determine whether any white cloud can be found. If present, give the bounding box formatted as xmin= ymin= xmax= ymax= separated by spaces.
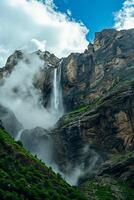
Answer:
xmin=114 ymin=0 xmax=134 ymax=30
xmin=67 ymin=9 xmax=72 ymax=16
xmin=0 ymin=0 xmax=88 ymax=67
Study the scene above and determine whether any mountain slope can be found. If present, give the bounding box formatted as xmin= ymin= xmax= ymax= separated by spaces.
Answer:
xmin=0 ymin=126 xmax=86 ymax=200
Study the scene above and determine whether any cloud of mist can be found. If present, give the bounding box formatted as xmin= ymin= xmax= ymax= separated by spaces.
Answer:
xmin=0 ymin=0 xmax=88 ymax=67
xmin=58 ymin=146 xmax=100 ymax=186
xmin=114 ymin=0 xmax=134 ymax=30
xmin=0 ymin=54 xmax=59 ymax=130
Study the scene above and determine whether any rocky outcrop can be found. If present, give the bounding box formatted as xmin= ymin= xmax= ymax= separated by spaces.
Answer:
xmin=52 ymin=84 xmax=134 ymax=174
xmin=61 ymin=29 xmax=134 ymax=111
xmin=98 ymin=152 xmax=134 ymax=184
xmin=61 ymin=49 xmax=94 ymax=111
xmin=0 ymin=104 xmax=23 ymax=137
xmin=33 ymin=51 xmax=61 ymax=107
xmin=0 ymin=50 xmax=24 ymax=76
xmin=80 ymin=152 xmax=134 ymax=200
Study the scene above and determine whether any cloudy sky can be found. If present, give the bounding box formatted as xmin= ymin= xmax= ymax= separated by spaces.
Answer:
xmin=0 ymin=0 xmax=134 ymax=67
xmin=54 ymin=0 xmax=125 ymax=39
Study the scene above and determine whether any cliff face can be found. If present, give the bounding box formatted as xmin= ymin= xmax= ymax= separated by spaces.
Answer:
xmin=61 ymin=29 xmax=134 ymax=111
xmin=0 ymin=29 xmax=134 ymax=189
xmin=52 ymin=87 xmax=134 ymax=173
xmin=61 ymin=48 xmax=94 ymax=111
xmin=80 ymin=152 xmax=134 ymax=200
xmin=51 ymin=29 xmax=134 ymax=175
xmin=0 ymin=104 xmax=22 ymax=138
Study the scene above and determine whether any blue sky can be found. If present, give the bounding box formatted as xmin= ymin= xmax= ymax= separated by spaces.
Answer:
xmin=54 ymin=0 xmax=125 ymax=41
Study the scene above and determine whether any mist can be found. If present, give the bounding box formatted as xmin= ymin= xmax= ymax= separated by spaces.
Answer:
xmin=0 ymin=52 xmax=65 ymax=179
xmin=63 ymin=147 xmax=100 ymax=186
xmin=0 ymin=54 xmax=59 ymax=130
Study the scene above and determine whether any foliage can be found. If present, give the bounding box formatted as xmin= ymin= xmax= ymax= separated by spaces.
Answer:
xmin=80 ymin=176 xmax=134 ymax=200
xmin=0 ymin=128 xmax=87 ymax=200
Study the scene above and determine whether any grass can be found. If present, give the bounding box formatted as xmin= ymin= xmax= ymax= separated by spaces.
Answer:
xmin=0 ymin=128 xmax=87 ymax=200
xmin=80 ymin=176 xmax=134 ymax=200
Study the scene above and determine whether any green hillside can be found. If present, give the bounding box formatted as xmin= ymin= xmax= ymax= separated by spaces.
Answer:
xmin=0 ymin=128 xmax=86 ymax=200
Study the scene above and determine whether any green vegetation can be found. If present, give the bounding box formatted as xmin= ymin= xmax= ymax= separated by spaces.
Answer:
xmin=79 ymin=152 xmax=134 ymax=200
xmin=0 ymin=128 xmax=87 ymax=200
xmin=62 ymin=97 xmax=102 ymax=126
xmin=80 ymin=176 xmax=134 ymax=200
xmin=108 ymin=151 xmax=134 ymax=164
xmin=62 ymin=78 xmax=134 ymax=127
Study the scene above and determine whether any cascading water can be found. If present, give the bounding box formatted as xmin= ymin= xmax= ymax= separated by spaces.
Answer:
xmin=15 ymin=129 xmax=24 ymax=141
xmin=53 ymin=68 xmax=59 ymax=110
xmin=51 ymin=61 xmax=63 ymax=118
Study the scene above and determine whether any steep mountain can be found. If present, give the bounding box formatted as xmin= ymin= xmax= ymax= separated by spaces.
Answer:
xmin=51 ymin=28 xmax=134 ymax=174
xmin=0 ymin=28 xmax=134 ymax=199
xmin=0 ymin=104 xmax=22 ymax=138
xmin=61 ymin=28 xmax=134 ymax=111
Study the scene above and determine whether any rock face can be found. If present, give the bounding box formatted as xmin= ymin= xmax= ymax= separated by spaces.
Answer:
xmin=80 ymin=152 xmax=134 ymax=200
xmin=0 ymin=104 xmax=23 ymax=138
xmin=51 ymin=29 xmax=134 ymax=175
xmin=0 ymin=50 xmax=24 ymax=76
xmin=52 ymin=86 xmax=134 ymax=174
xmin=33 ymin=50 xmax=60 ymax=107
xmin=61 ymin=29 xmax=134 ymax=111
xmin=98 ymin=153 xmax=134 ymax=183
xmin=61 ymin=49 xmax=94 ymax=111
xmin=0 ymin=28 xmax=134 ymax=186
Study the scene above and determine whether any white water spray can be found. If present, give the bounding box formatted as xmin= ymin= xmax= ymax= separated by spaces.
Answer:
xmin=51 ymin=61 xmax=63 ymax=117
xmin=53 ymin=68 xmax=59 ymax=110
xmin=15 ymin=129 xmax=24 ymax=141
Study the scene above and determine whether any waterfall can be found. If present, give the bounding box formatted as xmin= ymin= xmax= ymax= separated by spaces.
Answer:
xmin=53 ymin=68 xmax=59 ymax=110
xmin=15 ymin=129 xmax=24 ymax=141
xmin=51 ymin=61 xmax=63 ymax=117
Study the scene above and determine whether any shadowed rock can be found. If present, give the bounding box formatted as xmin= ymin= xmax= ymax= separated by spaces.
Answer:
xmin=0 ymin=104 xmax=23 ymax=137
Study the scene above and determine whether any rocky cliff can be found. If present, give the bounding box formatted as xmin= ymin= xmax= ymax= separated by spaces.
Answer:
xmin=0 ymin=104 xmax=22 ymax=138
xmin=50 ymin=29 xmax=134 ymax=176
xmin=0 ymin=28 xmax=134 ymax=198
xmin=61 ymin=29 xmax=134 ymax=111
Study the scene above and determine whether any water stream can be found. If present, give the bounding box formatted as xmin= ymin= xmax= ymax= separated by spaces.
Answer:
xmin=15 ymin=129 xmax=24 ymax=141
xmin=51 ymin=61 xmax=63 ymax=117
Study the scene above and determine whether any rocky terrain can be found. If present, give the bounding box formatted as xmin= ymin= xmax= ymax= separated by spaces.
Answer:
xmin=80 ymin=152 xmax=134 ymax=200
xmin=51 ymin=29 xmax=134 ymax=176
xmin=0 ymin=28 xmax=134 ymax=199
xmin=0 ymin=104 xmax=22 ymax=138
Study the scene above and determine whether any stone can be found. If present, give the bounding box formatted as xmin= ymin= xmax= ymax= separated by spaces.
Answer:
xmin=0 ymin=104 xmax=23 ymax=138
